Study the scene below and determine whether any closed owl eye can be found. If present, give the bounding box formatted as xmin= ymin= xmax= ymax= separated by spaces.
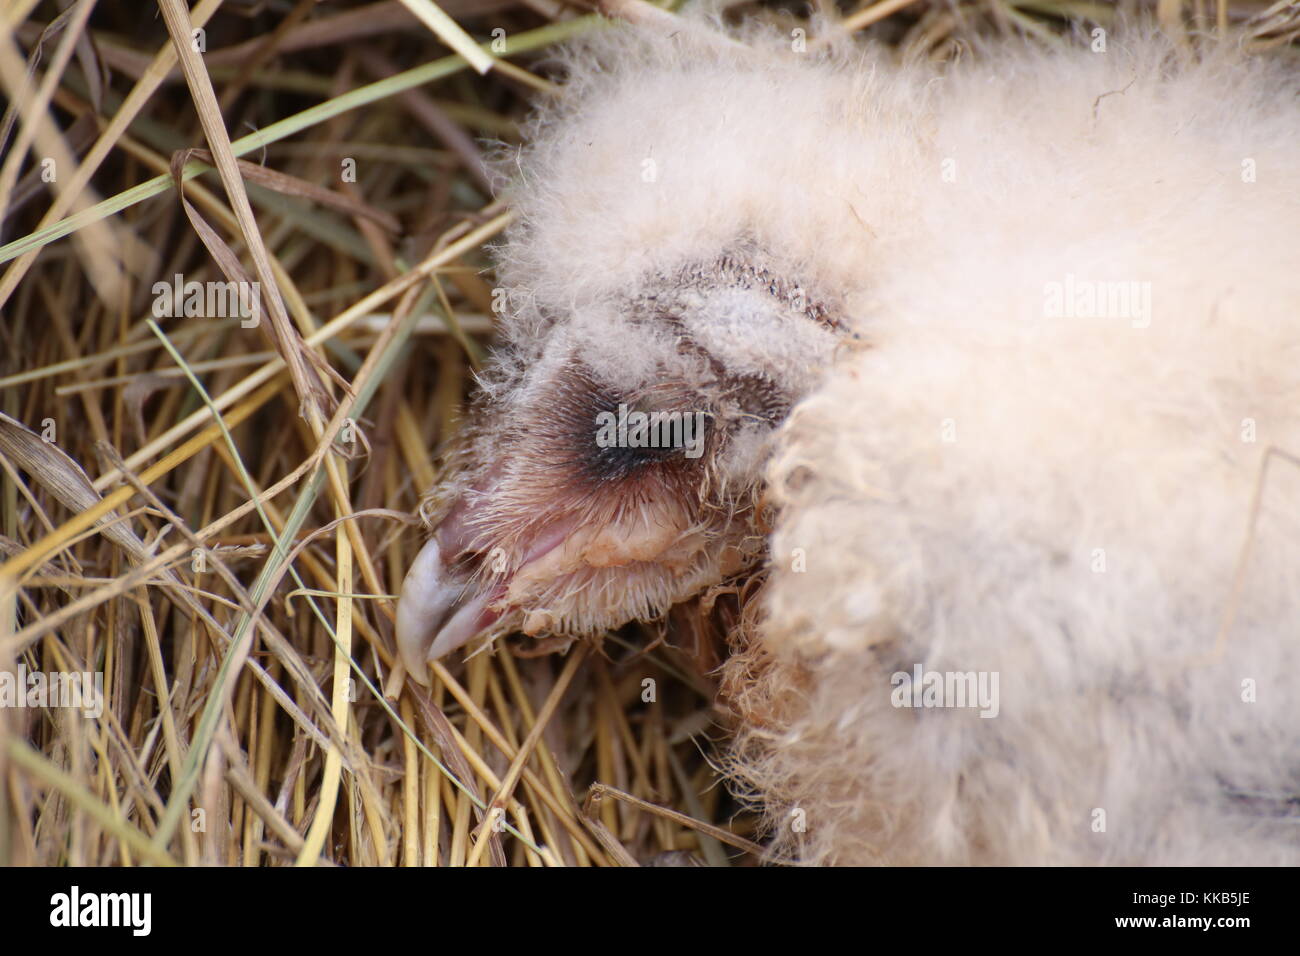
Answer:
xmin=536 ymin=367 xmax=713 ymax=482
xmin=586 ymin=397 xmax=712 ymax=480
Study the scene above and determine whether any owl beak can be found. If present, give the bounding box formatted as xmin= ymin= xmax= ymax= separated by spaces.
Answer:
xmin=395 ymin=499 xmax=579 ymax=681
xmin=395 ymin=535 xmax=504 ymax=684
xmin=397 ymin=475 xmax=706 ymax=681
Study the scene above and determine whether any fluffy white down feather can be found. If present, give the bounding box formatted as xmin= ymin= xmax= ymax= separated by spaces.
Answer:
xmin=493 ymin=15 xmax=1300 ymax=864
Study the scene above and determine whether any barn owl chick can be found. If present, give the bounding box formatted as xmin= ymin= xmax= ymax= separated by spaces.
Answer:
xmin=397 ymin=10 xmax=1300 ymax=866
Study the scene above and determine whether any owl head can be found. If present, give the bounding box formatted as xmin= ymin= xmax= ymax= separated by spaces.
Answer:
xmin=396 ymin=255 xmax=845 ymax=677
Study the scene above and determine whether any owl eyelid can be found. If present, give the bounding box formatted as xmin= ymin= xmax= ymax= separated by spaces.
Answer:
xmin=592 ymin=402 xmax=708 ymax=448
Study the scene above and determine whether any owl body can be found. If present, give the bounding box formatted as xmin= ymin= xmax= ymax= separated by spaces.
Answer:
xmin=405 ymin=15 xmax=1300 ymax=864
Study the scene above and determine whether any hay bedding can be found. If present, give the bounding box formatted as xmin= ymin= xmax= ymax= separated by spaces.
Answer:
xmin=0 ymin=0 xmax=1296 ymax=867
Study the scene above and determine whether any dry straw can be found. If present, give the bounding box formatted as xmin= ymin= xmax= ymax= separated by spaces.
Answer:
xmin=0 ymin=0 xmax=1295 ymax=867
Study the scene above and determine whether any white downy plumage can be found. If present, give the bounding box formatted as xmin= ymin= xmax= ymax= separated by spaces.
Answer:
xmin=403 ymin=9 xmax=1300 ymax=864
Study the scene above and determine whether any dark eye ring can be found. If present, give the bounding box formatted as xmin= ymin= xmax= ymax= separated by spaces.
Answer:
xmin=586 ymin=401 xmax=710 ymax=480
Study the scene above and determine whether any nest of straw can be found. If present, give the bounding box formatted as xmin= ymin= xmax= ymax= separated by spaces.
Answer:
xmin=1 ymin=0 xmax=1295 ymax=867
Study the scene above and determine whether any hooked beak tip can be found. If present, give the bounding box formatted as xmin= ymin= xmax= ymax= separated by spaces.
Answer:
xmin=396 ymin=537 xmax=452 ymax=684
xmin=396 ymin=535 xmax=503 ymax=682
